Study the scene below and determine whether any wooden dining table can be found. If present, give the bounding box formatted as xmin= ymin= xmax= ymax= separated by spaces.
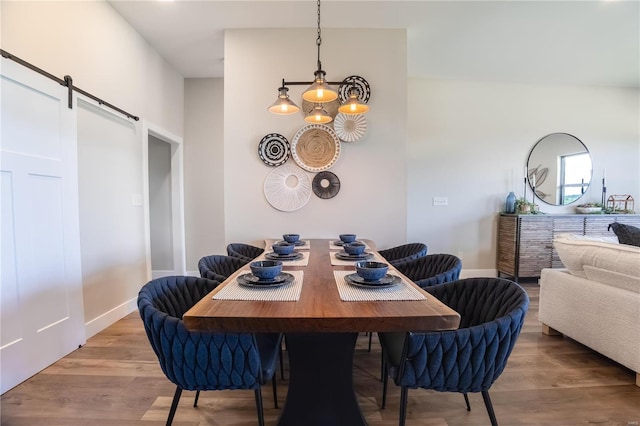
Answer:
xmin=184 ymin=239 xmax=460 ymax=426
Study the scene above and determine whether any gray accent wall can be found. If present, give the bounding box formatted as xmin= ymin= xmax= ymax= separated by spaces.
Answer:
xmin=148 ymin=135 xmax=174 ymax=271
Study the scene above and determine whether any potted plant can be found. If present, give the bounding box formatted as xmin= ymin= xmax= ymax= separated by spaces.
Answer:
xmin=516 ymin=198 xmax=536 ymax=214
xmin=575 ymin=202 xmax=603 ymax=214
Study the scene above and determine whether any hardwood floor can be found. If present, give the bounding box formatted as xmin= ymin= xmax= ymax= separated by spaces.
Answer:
xmin=2 ymin=283 xmax=639 ymax=425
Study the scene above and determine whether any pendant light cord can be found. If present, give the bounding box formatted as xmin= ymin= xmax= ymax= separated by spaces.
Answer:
xmin=316 ymin=0 xmax=322 ymax=71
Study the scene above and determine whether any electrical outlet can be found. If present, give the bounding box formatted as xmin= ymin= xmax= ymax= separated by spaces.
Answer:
xmin=132 ymin=194 xmax=143 ymax=206
xmin=433 ymin=196 xmax=448 ymax=206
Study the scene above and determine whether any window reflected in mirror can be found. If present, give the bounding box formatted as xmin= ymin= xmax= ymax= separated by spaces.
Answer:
xmin=560 ymin=152 xmax=591 ymax=204
xmin=527 ymin=133 xmax=592 ymax=206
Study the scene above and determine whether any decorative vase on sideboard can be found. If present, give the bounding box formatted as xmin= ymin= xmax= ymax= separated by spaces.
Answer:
xmin=505 ymin=192 xmax=516 ymax=214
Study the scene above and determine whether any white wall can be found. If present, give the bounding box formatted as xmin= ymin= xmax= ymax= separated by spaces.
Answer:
xmin=407 ymin=79 xmax=640 ymax=271
xmin=222 ymin=28 xmax=407 ymax=250
xmin=1 ymin=1 xmax=185 ymax=335
xmin=184 ymin=78 xmax=226 ymax=270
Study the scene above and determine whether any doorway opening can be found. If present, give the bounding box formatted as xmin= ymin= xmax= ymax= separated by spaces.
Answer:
xmin=143 ymin=124 xmax=185 ymax=279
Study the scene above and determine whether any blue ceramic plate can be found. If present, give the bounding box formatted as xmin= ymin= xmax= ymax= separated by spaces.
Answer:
xmin=265 ymin=252 xmax=304 ymax=261
xmin=333 ymin=240 xmax=363 ymax=247
xmin=276 ymin=240 xmax=307 ymax=247
xmin=345 ymin=273 xmax=400 ymax=288
xmin=237 ymin=272 xmax=294 ymax=288
xmin=335 ymin=251 xmax=373 ymax=261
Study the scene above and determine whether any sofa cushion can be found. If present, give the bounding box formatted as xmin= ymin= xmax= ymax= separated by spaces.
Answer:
xmin=554 ymin=233 xmax=619 ymax=244
xmin=583 ymin=265 xmax=640 ymax=293
xmin=608 ymin=222 xmax=640 ymax=247
xmin=554 ymin=237 xmax=640 ymax=279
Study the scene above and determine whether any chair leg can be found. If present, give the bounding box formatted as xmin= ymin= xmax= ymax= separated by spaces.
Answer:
xmin=166 ymin=386 xmax=182 ymax=426
xmin=399 ymin=386 xmax=409 ymax=426
xmin=255 ymin=387 xmax=265 ymax=426
xmin=380 ymin=346 xmax=385 ymax=381
xmin=193 ymin=390 xmax=200 ymax=407
xmin=279 ymin=346 xmax=285 ymax=380
xmin=381 ymin=360 xmax=388 ymax=409
xmin=481 ymin=390 xmax=498 ymax=426
xmin=272 ymin=376 xmax=278 ymax=409
xmin=463 ymin=392 xmax=471 ymax=411
xmin=368 ymin=332 xmax=373 ymax=352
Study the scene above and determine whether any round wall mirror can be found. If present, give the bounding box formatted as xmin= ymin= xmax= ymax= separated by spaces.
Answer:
xmin=527 ymin=133 xmax=592 ymax=206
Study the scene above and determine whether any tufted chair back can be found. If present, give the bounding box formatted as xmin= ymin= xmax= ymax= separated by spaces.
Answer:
xmin=395 ymin=253 xmax=462 ymax=288
xmin=379 ymin=277 xmax=529 ymax=426
xmin=378 ymin=243 xmax=428 ymax=266
xmin=227 ymin=243 xmax=265 ymax=263
xmin=198 ymin=254 xmax=248 ymax=283
xmin=138 ymin=275 xmax=281 ymax=426
xmin=138 ymin=275 xmax=269 ymax=391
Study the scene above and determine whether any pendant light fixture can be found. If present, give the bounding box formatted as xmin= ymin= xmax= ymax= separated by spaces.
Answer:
xmin=302 ymin=0 xmax=338 ymax=104
xmin=268 ymin=0 xmax=370 ymax=123
xmin=304 ymin=103 xmax=333 ymax=124
xmin=268 ymin=80 xmax=300 ymax=115
xmin=337 ymin=86 xmax=369 ymax=114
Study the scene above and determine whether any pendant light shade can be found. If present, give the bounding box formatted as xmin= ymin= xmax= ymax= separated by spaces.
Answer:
xmin=268 ymin=85 xmax=300 ymax=115
xmin=304 ymin=103 xmax=333 ymax=124
xmin=337 ymin=86 xmax=370 ymax=114
xmin=302 ymin=70 xmax=339 ymax=103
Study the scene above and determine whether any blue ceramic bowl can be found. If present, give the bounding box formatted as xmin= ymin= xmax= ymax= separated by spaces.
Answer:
xmin=272 ymin=242 xmax=295 ymax=255
xmin=250 ymin=260 xmax=283 ymax=280
xmin=355 ymin=261 xmax=389 ymax=281
xmin=283 ymin=233 xmax=300 ymax=243
xmin=339 ymin=234 xmax=357 ymax=244
xmin=344 ymin=242 xmax=366 ymax=255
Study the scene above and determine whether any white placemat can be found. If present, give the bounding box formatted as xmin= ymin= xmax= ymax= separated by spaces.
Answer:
xmin=213 ymin=270 xmax=303 ymax=301
xmin=329 ymin=240 xmax=370 ymax=251
xmin=265 ymin=239 xmax=310 ymax=250
xmin=330 ymin=250 xmax=383 ymax=266
xmin=256 ymin=250 xmax=310 ymax=266
xmin=334 ymin=271 xmax=426 ymax=302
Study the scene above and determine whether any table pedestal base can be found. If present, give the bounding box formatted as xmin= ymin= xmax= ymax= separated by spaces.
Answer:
xmin=277 ymin=332 xmax=366 ymax=426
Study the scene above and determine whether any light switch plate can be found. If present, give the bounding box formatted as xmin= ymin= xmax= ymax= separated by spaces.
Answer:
xmin=433 ymin=196 xmax=448 ymax=206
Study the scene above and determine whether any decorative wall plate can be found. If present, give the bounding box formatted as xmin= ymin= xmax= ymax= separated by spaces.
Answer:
xmin=258 ymin=133 xmax=290 ymax=166
xmin=291 ymin=124 xmax=341 ymax=172
xmin=263 ymin=163 xmax=311 ymax=211
xmin=312 ymin=171 xmax=341 ymax=199
xmin=338 ymin=75 xmax=371 ymax=104
xmin=333 ymin=113 xmax=367 ymax=143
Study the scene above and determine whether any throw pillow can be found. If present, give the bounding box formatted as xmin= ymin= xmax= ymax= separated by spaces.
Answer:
xmin=553 ymin=237 xmax=640 ymax=278
xmin=608 ymin=222 xmax=640 ymax=247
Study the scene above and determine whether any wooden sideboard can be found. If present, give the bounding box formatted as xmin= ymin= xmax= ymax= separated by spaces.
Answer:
xmin=497 ymin=213 xmax=640 ymax=281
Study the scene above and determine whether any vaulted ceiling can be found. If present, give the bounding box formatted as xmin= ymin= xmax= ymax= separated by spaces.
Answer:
xmin=108 ymin=0 xmax=639 ymax=88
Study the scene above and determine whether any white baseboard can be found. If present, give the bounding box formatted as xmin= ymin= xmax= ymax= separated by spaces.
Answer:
xmin=84 ymin=297 xmax=138 ymax=339
xmin=459 ymin=268 xmax=498 ymax=278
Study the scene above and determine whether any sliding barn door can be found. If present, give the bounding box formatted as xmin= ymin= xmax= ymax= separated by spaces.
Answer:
xmin=1 ymin=58 xmax=86 ymax=393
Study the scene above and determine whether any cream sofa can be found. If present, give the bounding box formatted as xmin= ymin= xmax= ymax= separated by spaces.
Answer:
xmin=538 ymin=235 xmax=640 ymax=386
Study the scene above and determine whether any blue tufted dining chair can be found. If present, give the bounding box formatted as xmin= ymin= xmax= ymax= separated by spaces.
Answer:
xmin=394 ymin=253 xmax=462 ymax=288
xmin=362 ymin=243 xmax=428 ymax=352
xmin=368 ymin=252 xmax=460 ymax=355
xmin=378 ymin=243 xmax=428 ymax=266
xmin=378 ymin=277 xmax=529 ymax=426
xmin=198 ymin=254 xmax=249 ymax=283
xmin=227 ymin=243 xmax=265 ymax=263
xmin=138 ymin=275 xmax=282 ymax=426
xmin=198 ymin=254 xmax=286 ymax=380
